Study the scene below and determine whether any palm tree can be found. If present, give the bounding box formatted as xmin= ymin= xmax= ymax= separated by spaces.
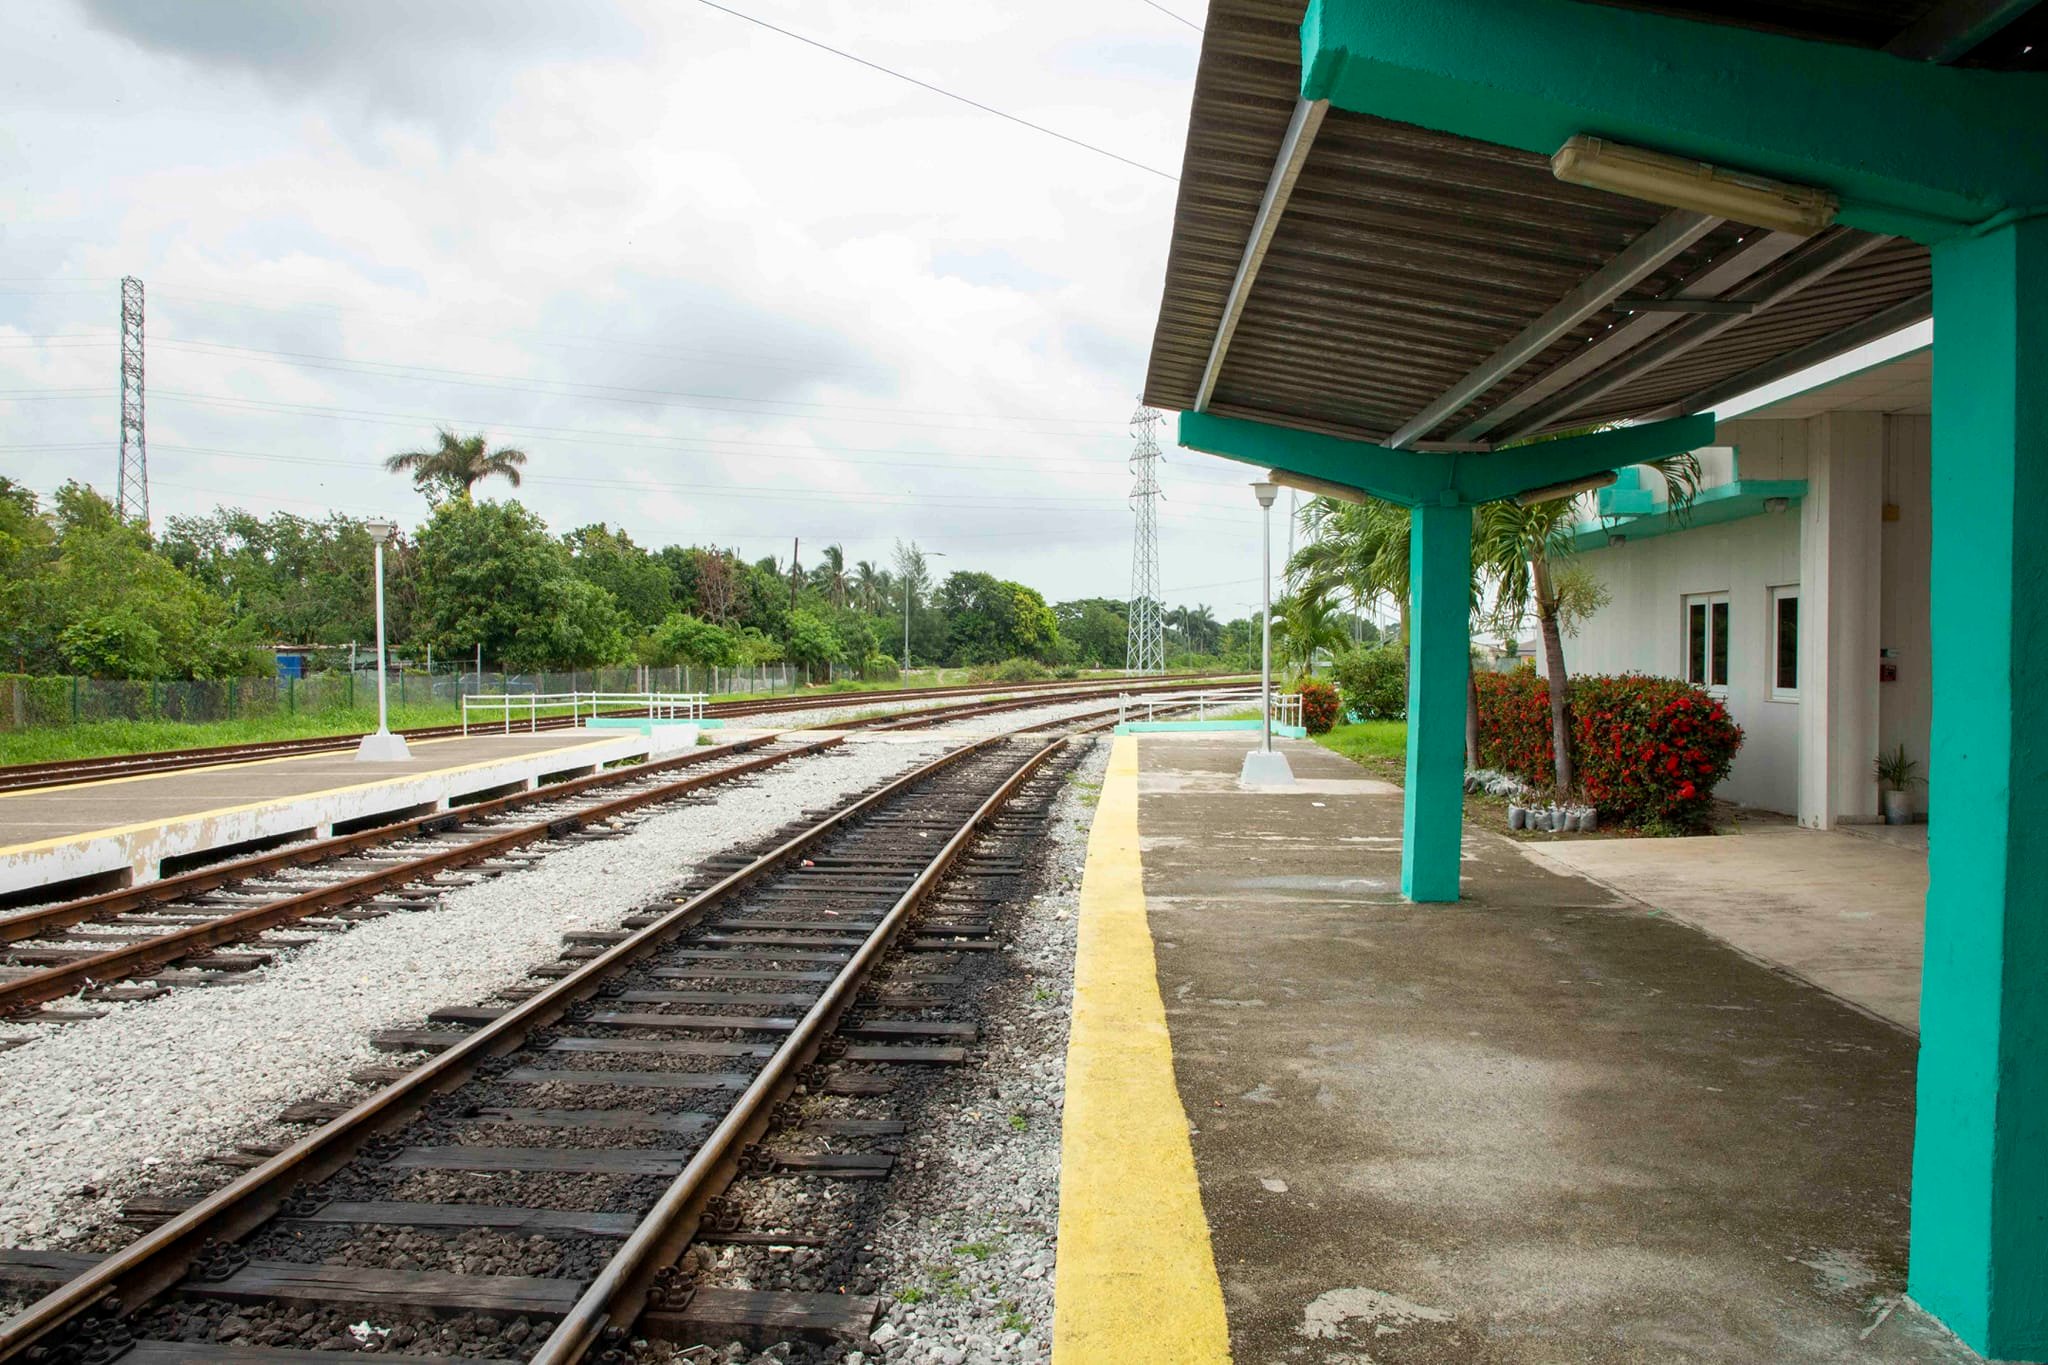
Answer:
xmin=853 ymin=560 xmax=886 ymax=613
xmin=385 ymin=430 xmax=528 ymax=504
xmin=810 ymin=544 xmax=849 ymax=609
xmin=1188 ymin=603 xmax=1220 ymax=654
xmin=1273 ymin=591 xmax=1351 ymax=679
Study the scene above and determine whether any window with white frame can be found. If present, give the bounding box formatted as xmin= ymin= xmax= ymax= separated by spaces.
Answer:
xmin=1683 ymin=592 xmax=1730 ymax=691
xmin=1770 ymin=586 xmax=1799 ymax=701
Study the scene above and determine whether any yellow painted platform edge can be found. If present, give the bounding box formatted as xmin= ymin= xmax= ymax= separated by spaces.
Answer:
xmin=0 ymin=734 xmax=634 ymax=858
xmin=1052 ymin=735 xmax=1232 ymax=1363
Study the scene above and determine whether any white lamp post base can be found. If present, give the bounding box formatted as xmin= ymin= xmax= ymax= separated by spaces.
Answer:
xmin=354 ymin=729 xmax=414 ymax=763
xmin=1239 ymin=748 xmax=1296 ymax=788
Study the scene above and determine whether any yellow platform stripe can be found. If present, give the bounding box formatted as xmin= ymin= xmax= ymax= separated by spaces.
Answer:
xmin=1052 ymin=735 xmax=1232 ymax=1363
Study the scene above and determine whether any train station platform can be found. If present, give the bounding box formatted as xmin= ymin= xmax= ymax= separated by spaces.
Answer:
xmin=0 ymin=729 xmax=687 ymax=904
xmin=1054 ymin=733 xmax=1973 ymax=1364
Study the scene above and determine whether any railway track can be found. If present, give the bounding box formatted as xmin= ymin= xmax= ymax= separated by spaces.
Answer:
xmin=0 ymin=715 xmax=1103 ymax=1362
xmin=0 ymin=673 xmax=1236 ymax=793
xmin=0 ymin=687 xmax=1171 ymax=1017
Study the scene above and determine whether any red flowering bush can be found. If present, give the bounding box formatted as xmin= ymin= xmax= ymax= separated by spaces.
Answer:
xmin=1297 ymin=677 xmax=1340 ymax=734
xmin=1475 ymin=670 xmax=1743 ymax=832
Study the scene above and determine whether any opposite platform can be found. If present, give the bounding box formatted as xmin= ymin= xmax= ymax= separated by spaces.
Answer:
xmin=0 ymin=729 xmax=686 ymax=902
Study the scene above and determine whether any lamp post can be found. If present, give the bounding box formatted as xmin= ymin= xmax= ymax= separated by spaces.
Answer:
xmin=902 ymin=551 xmax=945 ymax=672
xmin=1240 ymin=482 xmax=1294 ymax=787
xmin=354 ymin=519 xmax=412 ymax=762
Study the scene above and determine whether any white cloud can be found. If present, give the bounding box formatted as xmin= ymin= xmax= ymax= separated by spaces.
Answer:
xmin=1 ymin=0 xmax=1264 ymax=614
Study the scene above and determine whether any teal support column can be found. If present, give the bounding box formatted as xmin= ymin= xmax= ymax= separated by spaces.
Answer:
xmin=1402 ymin=498 xmax=1471 ymax=903
xmin=1908 ymin=215 xmax=2048 ymax=1360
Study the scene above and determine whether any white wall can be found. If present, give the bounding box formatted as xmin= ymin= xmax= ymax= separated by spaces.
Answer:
xmin=1559 ymin=507 xmax=1804 ymax=812
xmin=1879 ymin=415 xmax=1933 ymax=815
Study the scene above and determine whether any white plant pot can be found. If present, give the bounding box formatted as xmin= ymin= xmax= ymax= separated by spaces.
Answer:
xmin=1882 ymin=789 xmax=1913 ymax=826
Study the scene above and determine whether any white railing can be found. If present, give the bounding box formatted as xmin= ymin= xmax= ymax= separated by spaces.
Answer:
xmin=1117 ymin=686 xmax=1301 ymax=729
xmin=461 ymin=691 xmax=708 ymax=735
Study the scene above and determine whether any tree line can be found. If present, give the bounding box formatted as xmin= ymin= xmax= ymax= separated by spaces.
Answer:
xmin=1 ymin=431 xmax=1260 ymax=681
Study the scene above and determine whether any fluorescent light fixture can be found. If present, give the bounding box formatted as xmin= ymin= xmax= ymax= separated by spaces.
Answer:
xmin=1515 ymin=470 xmax=1617 ymax=507
xmin=1553 ymin=136 xmax=1837 ymax=237
xmin=1266 ymin=469 xmax=1370 ymax=505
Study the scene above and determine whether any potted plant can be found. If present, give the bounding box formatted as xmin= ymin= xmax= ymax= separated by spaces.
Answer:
xmin=1873 ymin=744 xmax=1920 ymax=825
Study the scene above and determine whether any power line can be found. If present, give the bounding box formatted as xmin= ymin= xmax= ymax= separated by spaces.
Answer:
xmin=146 ymin=336 xmax=1122 ymax=433
xmin=693 ymin=0 xmax=1179 ymax=182
xmin=1136 ymin=0 xmax=1202 ymax=32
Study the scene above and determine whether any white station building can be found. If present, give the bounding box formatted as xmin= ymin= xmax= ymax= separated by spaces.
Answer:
xmin=1545 ymin=345 xmax=1931 ymax=829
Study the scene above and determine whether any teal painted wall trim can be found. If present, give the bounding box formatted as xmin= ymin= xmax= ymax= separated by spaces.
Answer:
xmin=1401 ymin=501 xmax=1470 ymax=902
xmin=1566 ymin=479 xmax=1807 ymax=553
xmin=1300 ymin=0 xmax=2048 ymax=241
xmin=1176 ymin=409 xmax=1713 ymax=508
xmin=1907 ymin=216 xmax=2048 ymax=1358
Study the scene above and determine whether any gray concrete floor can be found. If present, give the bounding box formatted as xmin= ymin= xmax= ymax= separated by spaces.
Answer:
xmin=1136 ymin=734 xmax=1971 ymax=1364
xmin=1523 ymin=817 xmax=1928 ymax=1031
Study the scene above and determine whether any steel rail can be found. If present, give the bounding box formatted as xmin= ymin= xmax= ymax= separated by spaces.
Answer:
xmin=534 ymin=735 xmax=1068 ymax=1360
xmin=0 ymin=734 xmax=839 ymax=1015
xmin=0 ymin=733 xmax=786 ymax=949
xmin=0 ymin=674 xmax=1240 ymax=793
xmin=0 ymin=725 xmax=1045 ymax=1361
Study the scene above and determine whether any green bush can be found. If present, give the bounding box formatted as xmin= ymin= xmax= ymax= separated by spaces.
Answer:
xmin=1332 ymin=646 xmax=1407 ymax=720
xmin=860 ymin=654 xmax=901 ymax=683
xmin=1297 ymin=678 xmax=1340 ymax=734
xmin=970 ymin=657 xmax=1051 ymax=683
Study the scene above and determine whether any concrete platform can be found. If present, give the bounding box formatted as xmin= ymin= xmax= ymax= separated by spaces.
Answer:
xmin=1054 ymin=733 xmax=1975 ymax=1364
xmin=0 ymin=729 xmax=683 ymax=902
xmin=1525 ymin=816 xmax=1929 ymax=1031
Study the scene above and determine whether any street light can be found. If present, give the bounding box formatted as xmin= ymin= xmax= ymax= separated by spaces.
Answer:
xmin=903 ymin=551 xmax=946 ymax=672
xmin=1240 ymin=481 xmax=1294 ymax=787
xmin=354 ymin=519 xmax=412 ymax=762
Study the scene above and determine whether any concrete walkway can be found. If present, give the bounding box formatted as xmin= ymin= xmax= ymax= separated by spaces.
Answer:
xmin=1522 ymin=818 xmax=1928 ymax=1031
xmin=1110 ymin=733 xmax=1969 ymax=1364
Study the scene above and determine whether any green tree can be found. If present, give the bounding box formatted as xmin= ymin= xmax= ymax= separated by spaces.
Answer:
xmin=644 ymin=612 xmax=741 ymax=668
xmin=809 ymin=543 xmax=850 ymax=609
xmin=384 ymin=429 xmax=529 ymax=505
xmin=1054 ymin=597 xmax=1128 ymax=667
xmin=160 ymin=509 xmax=397 ymax=646
xmin=25 ymin=484 xmax=263 ymax=678
xmin=413 ymin=499 xmax=629 ymax=670
xmin=940 ymin=571 xmax=1059 ymax=664
xmin=566 ymin=523 xmax=671 ymax=629
xmin=783 ymin=609 xmax=842 ymax=683
xmin=1273 ymin=592 xmax=1351 ymax=679
xmin=0 ymin=478 xmax=56 ymax=669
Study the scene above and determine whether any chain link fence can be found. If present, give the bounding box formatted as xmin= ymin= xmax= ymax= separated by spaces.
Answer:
xmin=0 ymin=664 xmax=799 ymax=733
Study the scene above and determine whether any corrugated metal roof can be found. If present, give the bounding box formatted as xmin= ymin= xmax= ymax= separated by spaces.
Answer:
xmin=1142 ymin=0 xmax=1950 ymax=452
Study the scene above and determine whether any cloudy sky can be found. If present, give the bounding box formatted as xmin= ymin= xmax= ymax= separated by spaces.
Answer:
xmin=0 ymin=0 xmax=1288 ymax=617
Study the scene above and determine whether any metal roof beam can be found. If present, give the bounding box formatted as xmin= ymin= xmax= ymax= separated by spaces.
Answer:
xmin=1497 ymin=229 xmax=1890 ymax=441
xmin=1177 ymin=407 xmax=1713 ymax=507
xmin=1885 ymin=0 xmax=2044 ymax=61
xmin=1644 ymin=290 xmax=1933 ymax=420
xmin=1193 ymin=97 xmax=1328 ymax=413
xmin=1451 ymin=229 xmax=1803 ymax=441
xmin=1382 ymin=208 xmax=1719 ymax=449
xmin=1300 ymin=0 xmax=2048 ymax=240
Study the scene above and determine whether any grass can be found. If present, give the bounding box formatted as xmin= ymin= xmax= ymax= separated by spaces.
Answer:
xmin=1313 ymin=719 xmax=1409 ymax=766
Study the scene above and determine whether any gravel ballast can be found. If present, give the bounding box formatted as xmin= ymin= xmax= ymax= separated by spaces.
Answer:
xmin=0 ymin=736 xmax=945 ymax=1249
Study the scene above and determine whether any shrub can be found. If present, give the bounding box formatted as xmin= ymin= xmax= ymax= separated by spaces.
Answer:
xmin=1297 ymin=677 xmax=1340 ymax=734
xmin=860 ymin=654 xmax=901 ymax=683
xmin=1474 ymin=670 xmax=1743 ymax=831
xmin=970 ymin=657 xmax=1051 ymax=683
xmin=1331 ymin=646 xmax=1407 ymax=720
